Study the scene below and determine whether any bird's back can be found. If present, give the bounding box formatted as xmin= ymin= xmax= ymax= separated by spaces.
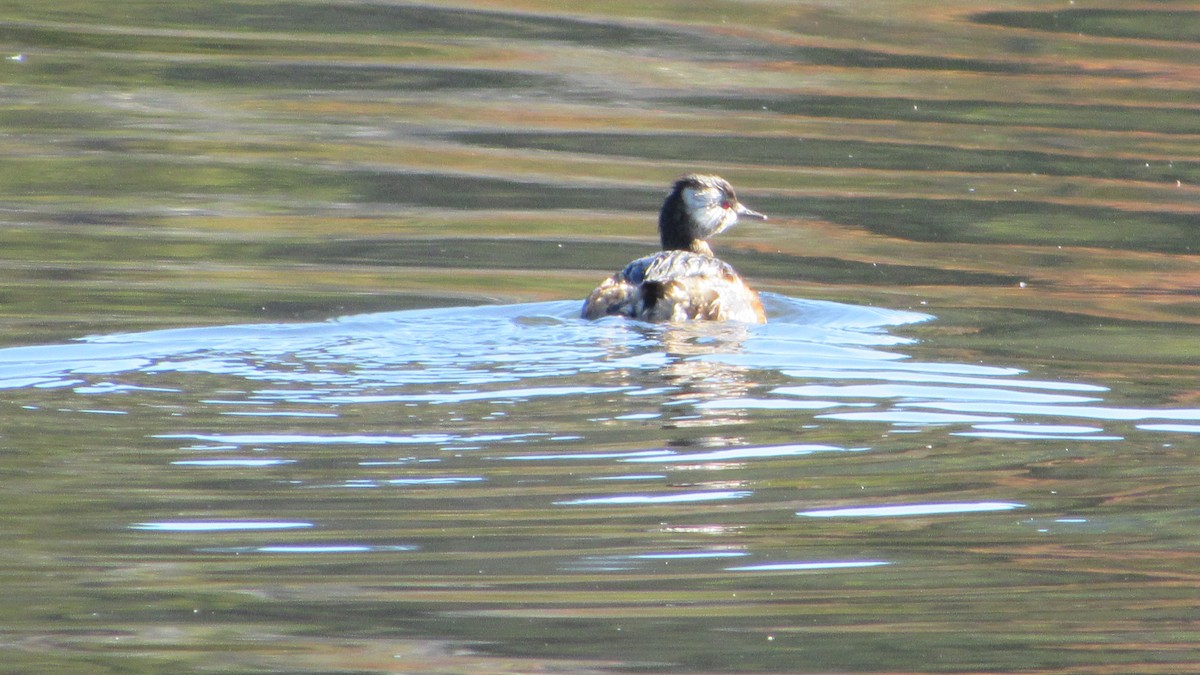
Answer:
xmin=581 ymin=250 xmax=765 ymax=323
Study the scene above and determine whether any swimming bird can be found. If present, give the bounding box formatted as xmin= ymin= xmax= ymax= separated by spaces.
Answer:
xmin=581 ymin=174 xmax=768 ymax=323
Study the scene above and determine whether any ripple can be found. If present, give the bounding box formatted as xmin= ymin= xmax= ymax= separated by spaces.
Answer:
xmin=632 ymin=550 xmax=749 ymax=560
xmin=131 ymin=521 xmax=314 ymax=532
xmin=0 ymin=297 xmax=931 ymax=400
xmin=221 ymin=411 xmax=339 ymax=418
xmin=726 ymin=561 xmax=891 ymax=572
xmin=621 ymin=444 xmax=857 ymax=463
xmin=818 ymin=411 xmax=1011 ymax=425
xmin=798 ymin=502 xmax=1025 ymax=518
xmin=1138 ymin=424 xmax=1200 ymax=434
xmin=503 ymin=450 xmax=674 ymax=462
xmin=955 ymin=430 xmax=1122 ymax=440
xmin=780 ymin=368 xmax=1108 ymax=392
xmin=385 ymin=476 xmax=485 ymax=486
xmin=776 ymin=384 xmax=1101 ymax=404
xmin=0 ymin=296 xmax=1196 ymax=463
xmin=158 ymin=432 xmax=540 ymax=446
xmin=252 ymin=544 xmax=417 ymax=554
xmin=342 ymin=385 xmax=635 ymax=405
xmin=200 ymin=544 xmax=419 ymax=554
xmin=695 ymin=398 xmax=852 ymax=410
xmin=970 ymin=423 xmax=1106 ymax=435
xmin=556 ymin=490 xmax=753 ymax=506
xmin=172 ymin=458 xmax=296 ymax=467
xmin=901 ymin=401 xmax=1200 ymax=422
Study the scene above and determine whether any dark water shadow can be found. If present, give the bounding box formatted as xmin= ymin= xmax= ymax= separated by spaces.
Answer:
xmin=971 ymin=9 xmax=1200 ymax=42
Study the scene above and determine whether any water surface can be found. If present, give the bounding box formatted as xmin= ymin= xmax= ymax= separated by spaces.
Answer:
xmin=1 ymin=1 xmax=1199 ymax=672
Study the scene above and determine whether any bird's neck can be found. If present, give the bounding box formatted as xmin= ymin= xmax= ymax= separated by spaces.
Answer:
xmin=659 ymin=230 xmax=713 ymax=256
xmin=659 ymin=192 xmax=713 ymax=256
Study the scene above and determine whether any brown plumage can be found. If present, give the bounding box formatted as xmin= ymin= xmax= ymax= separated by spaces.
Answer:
xmin=581 ymin=174 xmax=767 ymax=323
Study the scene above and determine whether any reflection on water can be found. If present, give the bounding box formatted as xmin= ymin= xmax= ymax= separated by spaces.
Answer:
xmin=15 ymin=293 xmax=1195 ymax=446
xmin=798 ymin=502 xmax=1024 ymax=518
xmin=5 ymin=297 xmax=1200 ymax=671
xmin=2 ymin=0 xmax=1200 ymax=671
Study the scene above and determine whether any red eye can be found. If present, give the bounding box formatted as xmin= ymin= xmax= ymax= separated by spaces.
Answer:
xmin=721 ymin=201 xmax=732 ymax=209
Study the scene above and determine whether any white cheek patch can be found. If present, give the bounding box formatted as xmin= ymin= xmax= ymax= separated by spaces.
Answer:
xmin=681 ymin=186 xmax=715 ymax=212
xmin=682 ymin=186 xmax=736 ymax=239
xmin=694 ymin=205 xmax=725 ymax=236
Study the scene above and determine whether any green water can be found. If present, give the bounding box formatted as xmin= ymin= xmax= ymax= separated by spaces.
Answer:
xmin=1 ymin=1 xmax=1198 ymax=673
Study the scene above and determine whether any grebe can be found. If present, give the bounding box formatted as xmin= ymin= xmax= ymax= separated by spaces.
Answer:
xmin=581 ymin=174 xmax=768 ymax=323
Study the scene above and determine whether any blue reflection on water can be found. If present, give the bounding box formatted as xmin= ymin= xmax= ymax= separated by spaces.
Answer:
xmin=555 ymin=490 xmax=754 ymax=505
xmin=798 ymin=502 xmax=1025 ymax=518
xmin=620 ymin=444 xmax=860 ymax=463
xmin=726 ymin=561 xmax=891 ymax=572
xmin=131 ymin=521 xmax=314 ymax=531
xmin=198 ymin=544 xmax=419 ymax=554
xmin=171 ymin=458 xmax=297 ymax=467
xmin=2 ymin=293 xmax=1198 ymax=446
